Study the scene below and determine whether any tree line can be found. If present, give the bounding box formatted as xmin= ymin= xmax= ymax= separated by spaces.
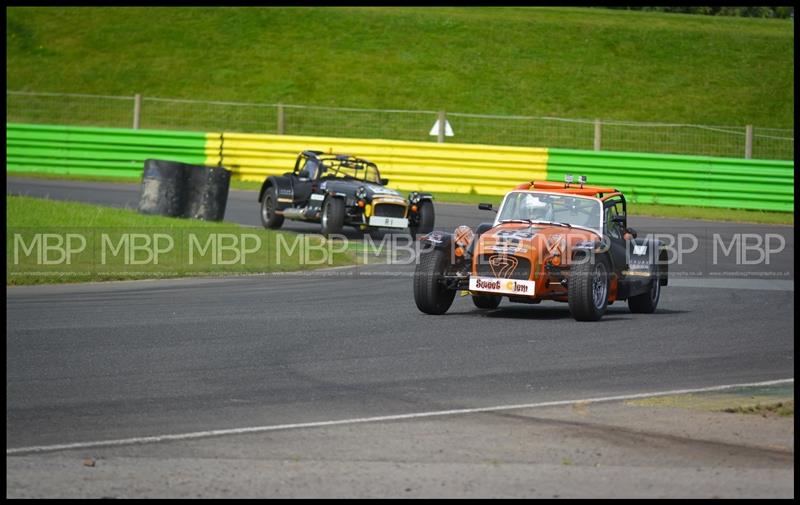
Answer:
xmin=602 ymin=7 xmax=793 ymax=19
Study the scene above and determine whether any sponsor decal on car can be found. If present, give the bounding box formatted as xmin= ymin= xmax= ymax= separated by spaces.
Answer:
xmin=423 ymin=231 xmax=444 ymax=244
xmin=367 ymin=185 xmax=402 ymax=196
xmin=493 ymin=229 xmax=537 ymax=240
xmin=469 ymin=276 xmax=535 ymax=295
xmin=487 ymin=245 xmax=529 ymax=254
xmin=490 ymin=229 xmax=537 ymax=253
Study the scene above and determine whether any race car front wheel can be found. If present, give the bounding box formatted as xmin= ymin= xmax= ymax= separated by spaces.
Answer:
xmin=410 ymin=200 xmax=435 ymax=238
xmin=568 ymin=255 xmax=610 ymax=322
xmin=472 ymin=294 xmax=501 ymax=310
xmin=628 ymin=266 xmax=661 ymax=313
xmin=261 ymin=186 xmax=284 ymax=229
xmin=414 ymin=248 xmax=456 ymax=315
xmin=321 ymin=197 xmax=345 ymax=236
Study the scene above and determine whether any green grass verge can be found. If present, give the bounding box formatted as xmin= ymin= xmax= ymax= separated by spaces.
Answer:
xmin=623 ymin=203 xmax=793 ymax=226
xmin=7 ymin=195 xmax=356 ymax=285
xmin=9 ymin=172 xmax=794 ymax=225
xmin=7 ymin=7 xmax=792 ymax=129
xmin=627 ymin=394 xmax=794 ymax=418
xmin=722 ymin=400 xmax=793 ymax=417
xmin=627 ymin=383 xmax=795 ymax=418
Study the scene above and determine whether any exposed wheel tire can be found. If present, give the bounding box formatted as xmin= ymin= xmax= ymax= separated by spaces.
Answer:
xmin=472 ymin=294 xmax=501 ymax=310
xmin=413 ymin=248 xmax=456 ymax=315
xmin=260 ymin=186 xmax=284 ymax=229
xmin=321 ymin=197 xmax=345 ymax=236
xmin=628 ymin=267 xmax=661 ymax=314
xmin=410 ymin=200 xmax=435 ymax=238
xmin=568 ymin=255 xmax=610 ymax=322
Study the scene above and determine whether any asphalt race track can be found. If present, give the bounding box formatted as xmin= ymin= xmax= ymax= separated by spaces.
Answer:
xmin=6 ymin=177 xmax=795 ymax=497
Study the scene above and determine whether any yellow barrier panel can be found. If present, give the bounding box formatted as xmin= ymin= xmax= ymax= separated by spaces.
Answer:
xmin=205 ymin=132 xmax=548 ymax=195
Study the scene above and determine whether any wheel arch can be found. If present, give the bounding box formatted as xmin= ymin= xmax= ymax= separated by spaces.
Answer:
xmin=258 ymin=176 xmax=293 ymax=206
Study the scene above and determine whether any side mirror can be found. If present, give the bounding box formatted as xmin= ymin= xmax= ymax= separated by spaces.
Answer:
xmin=625 ymin=227 xmax=638 ymax=239
xmin=478 ymin=203 xmax=493 ymax=211
xmin=380 ymin=178 xmax=389 ymax=186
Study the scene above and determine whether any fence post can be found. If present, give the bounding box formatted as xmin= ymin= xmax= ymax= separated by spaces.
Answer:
xmin=745 ymin=125 xmax=753 ymax=159
xmin=594 ymin=119 xmax=602 ymax=151
xmin=133 ymin=94 xmax=142 ymax=129
xmin=438 ymin=110 xmax=446 ymax=143
xmin=277 ymin=103 xmax=285 ymax=135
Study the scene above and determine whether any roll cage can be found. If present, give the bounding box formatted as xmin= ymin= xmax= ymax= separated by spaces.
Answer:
xmin=509 ymin=181 xmax=631 ymax=238
xmin=294 ymin=151 xmax=382 ymax=184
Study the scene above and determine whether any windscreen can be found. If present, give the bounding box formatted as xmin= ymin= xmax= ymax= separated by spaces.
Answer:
xmin=331 ymin=162 xmax=380 ymax=184
xmin=496 ymin=191 xmax=602 ymax=232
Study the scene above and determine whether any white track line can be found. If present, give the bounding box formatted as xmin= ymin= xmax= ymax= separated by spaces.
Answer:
xmin=7 ymin=378 xmax=793 ymax=455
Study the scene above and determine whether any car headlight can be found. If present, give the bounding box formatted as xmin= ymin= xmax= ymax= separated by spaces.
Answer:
xmin=356 ymin=186 xmax=367 ymax=200
xmin=454 ymin=225 xmax=474 ymax=248
xmin=408 ymin=191 xmax=420 ymax=204
xmin=546 ymin=235 xmax=564 ymax=253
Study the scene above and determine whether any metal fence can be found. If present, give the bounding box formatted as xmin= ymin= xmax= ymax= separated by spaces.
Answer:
xmin=6 ymin=90 xmax=794 ymax=160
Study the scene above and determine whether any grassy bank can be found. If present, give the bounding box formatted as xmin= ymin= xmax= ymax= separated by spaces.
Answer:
xmin=7 ymin=7 xmax=793 ymax=128
xmin=7 ymin=195 xmax=355 ymax=285
xmin=9 ymin=172 xmax=794 ymax=225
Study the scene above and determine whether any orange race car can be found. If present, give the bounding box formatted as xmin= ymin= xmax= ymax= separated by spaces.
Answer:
xmin=413 ymin=176 xmax=669 ymax=321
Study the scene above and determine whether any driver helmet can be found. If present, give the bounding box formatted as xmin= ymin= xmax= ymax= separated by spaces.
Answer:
xmin=521 ymin=194 xmax=551 ymax=221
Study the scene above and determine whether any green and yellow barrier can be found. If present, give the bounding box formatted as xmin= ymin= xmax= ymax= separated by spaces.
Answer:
xmin=6 ymin=123 xmax=794 ymax=212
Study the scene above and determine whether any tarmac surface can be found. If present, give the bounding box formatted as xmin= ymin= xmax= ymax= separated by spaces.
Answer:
xmin=6 ymin=177 xmax=795 ymax=497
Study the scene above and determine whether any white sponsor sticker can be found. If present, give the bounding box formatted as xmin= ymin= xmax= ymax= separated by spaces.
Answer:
xmin=369 ymin=216 xmax=409 ymax=229
xmin=469 ymin=276 xmax=536 ymax=296
xmin=368 ymin=185 xmax=401 ymax=196
xmin=310 ymin=194 xmax=325 ymax=201
xmin=633 ymin=245 xmax=648 ymax=255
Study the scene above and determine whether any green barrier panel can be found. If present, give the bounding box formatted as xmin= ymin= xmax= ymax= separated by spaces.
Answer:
xmin=7 ymin=123 xmax=208 ymax=179
xmin=546 ymin=148 xmax=794 ymax=212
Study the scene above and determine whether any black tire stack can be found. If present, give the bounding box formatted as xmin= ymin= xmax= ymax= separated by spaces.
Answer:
xmin=138 ymin=159 xmax=231 ymax=221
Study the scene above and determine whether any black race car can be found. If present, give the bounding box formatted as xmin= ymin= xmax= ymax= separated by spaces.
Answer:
xmin=258 ymin=151 xmax=435 ymax=236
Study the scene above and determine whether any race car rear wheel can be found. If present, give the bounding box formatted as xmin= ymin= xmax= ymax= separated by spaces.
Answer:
xmin=414 ymin=248 xmax=456 ymax=315
xmin=568 ymin=255 xmax=610 ymax=322
xmin=321 ymin=197 xmax=345 ymax=236
xmin=260 ymin=186 xmax=284 ymax=229
xmin=628 ymin=267 xmax=661 ymax=314
xmin=472 ymin=294 xmax=501 ymax=310
xmin=410 ymin=200 xmax=435 ymax=238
